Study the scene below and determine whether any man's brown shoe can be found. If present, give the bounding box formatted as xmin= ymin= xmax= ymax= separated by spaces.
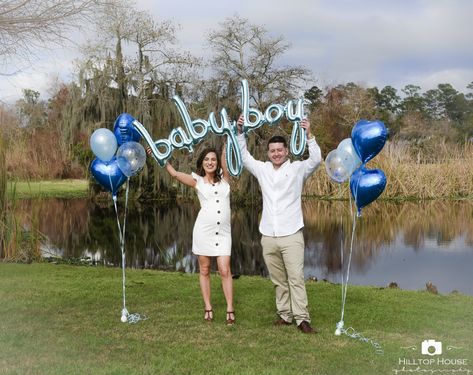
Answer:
xmin=298 ymin=321 xmax=319 ymax=334
xmin=274 ymin=318 xmax=292 ymax=326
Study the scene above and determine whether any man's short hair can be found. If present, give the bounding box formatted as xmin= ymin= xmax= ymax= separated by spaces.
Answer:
xmin=267 ymin=135 xmax=287 ymax=149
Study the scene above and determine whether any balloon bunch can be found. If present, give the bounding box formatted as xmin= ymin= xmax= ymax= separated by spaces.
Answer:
xmin=325 ymin=119 xmax=388 ymax=215
xmin=327 ymin=119 xmax=388 ymax=354
xmin=89 ymin=114 xmax=148 ymax=324
xmin=349 ymin=120 xmax=388 ymax=216
xmin=90 ymin=113 xmax=146 ymax=197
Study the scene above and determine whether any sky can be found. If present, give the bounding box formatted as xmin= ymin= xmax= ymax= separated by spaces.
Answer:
xmin=1 ymin=0 xmax=472 ymax=104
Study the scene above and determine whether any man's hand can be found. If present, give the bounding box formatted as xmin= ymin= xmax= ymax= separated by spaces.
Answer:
xmin=300 ymin=119 xmax=312 ymax=139
xmin=146 ymin=146 xmax=152 ymax=156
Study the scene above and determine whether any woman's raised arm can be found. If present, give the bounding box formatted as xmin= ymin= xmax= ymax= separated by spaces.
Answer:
xmin=221 ymin=140 xmax=230 ymax=182
xmin=165 ymin=162 xmax=197 ymax=188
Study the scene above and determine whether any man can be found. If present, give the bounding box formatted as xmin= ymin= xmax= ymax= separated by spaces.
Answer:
xmin=236 ymin=116 xmax=322 ymax=333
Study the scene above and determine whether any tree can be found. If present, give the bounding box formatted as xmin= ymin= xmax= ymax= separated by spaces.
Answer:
xmin=0 ymin=0 xmax=102 ymax=68
xmin=68 ymin=1 xmax=198 ymax=197
xmin=436 ymin=83 xmax=462 ymax=121
xmin=313 ymin=83 xmax=377 ymax=152
xmin=16 ymin=89 xmax=46 ymax=127
xmin=466 ymin=82 xmax=473 ymax=100
xmin=378 ymin=86 xmax=401 ymax=114
xmin=422 ymin=89 xmax=442 ymax=119
xmin=401 ymin=85 xmax=423 ymax=112
xmin=304 ymin=86 xmax=323 ymax=110
xmin=401 ymin=84 xmax=423 ymax=112
xmin=207 ymin=15 xmax=310 ymax=108
xmin=79 ymin=0 xmax=197 ymax=118
xmin=422 ymin=84 xmax=469 ymax=122
xmin=126 ymin=9 xmax=197 ymax=123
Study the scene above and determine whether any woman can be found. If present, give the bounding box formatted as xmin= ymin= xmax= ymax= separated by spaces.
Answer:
xmin=164 ymin=146 xmax=235 ymax=325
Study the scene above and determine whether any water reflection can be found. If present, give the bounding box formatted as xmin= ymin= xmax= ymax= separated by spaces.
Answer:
xmin=9 ymin=198 xmax=473 ymax=295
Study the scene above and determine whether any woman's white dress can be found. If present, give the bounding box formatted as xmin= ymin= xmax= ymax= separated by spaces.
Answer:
xmin=191 ymin=172 xmax=231 ymax=256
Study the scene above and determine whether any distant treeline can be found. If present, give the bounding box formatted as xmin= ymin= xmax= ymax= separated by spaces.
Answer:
xmin=1 ymin=11 xmax=473 ymax=200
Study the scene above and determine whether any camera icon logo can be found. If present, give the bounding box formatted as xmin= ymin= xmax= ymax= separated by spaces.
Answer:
xmin=421 ymin=339 xmax=442 ymax=356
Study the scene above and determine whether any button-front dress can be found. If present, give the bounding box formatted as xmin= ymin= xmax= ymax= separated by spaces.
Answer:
xmin=191 ymin=172 xmax=231 ymax=256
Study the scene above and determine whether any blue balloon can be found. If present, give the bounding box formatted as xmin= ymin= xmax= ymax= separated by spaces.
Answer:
xmin=349 ymin=166 xmax=387 ymax=215
xmin=90 ymin=157 xmax=127 ymax=196
xmin=113 ymin=113 xmax=142 ymax=146
xmin=351 ymin=119 xmax=387 ymax=164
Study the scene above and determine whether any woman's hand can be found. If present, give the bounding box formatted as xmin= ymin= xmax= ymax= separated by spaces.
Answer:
xmin=237 ymin=115 xmax=244 ymax=134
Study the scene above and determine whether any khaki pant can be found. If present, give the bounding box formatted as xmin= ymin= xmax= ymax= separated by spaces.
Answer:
xmin=261 ymin=231 xmax=310 ymax=325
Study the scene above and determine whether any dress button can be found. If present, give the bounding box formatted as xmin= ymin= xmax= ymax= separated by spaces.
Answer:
xmin=216 ymin=232 xmax=219 ymax=235
xmin=216 ymin=200 xmax=219 ymax=203
xmin=217 ymin=210 xmax=221 ymax=214
xmin=217 ymin=222 xmax=220 ymax=225
xmin=214 ymin=191 xmax=218 ymax=194
xmin=215 ymin=243 xmax=219 ymax=246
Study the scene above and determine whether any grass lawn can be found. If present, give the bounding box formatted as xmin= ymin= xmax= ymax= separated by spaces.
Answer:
xmin=6 ymin=180 xmax=89 ymax=199
xmin=0 ymin=263 xmax=472 ymax=375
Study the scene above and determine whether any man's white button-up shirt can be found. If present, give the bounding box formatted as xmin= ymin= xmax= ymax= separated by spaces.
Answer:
xmin=237 ymin=134 xmax=322 ymax=237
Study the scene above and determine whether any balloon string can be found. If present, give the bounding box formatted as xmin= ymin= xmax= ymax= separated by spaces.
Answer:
xmin=336 ymin=182 xmax=383 ymax=355
xmin=348 ymin=183 xmax=353 ymax=218
xmin=340 ymin=197 xmax=356 ymax=323
xmin=111 ymin=180 xmax=147 ymax=324
xmin=111 ymin=191 xmax=125 ymax=309
xmin=339 ymin=185 xmax=345 ymax=321
xmin=107 ymin=171 xmax=123 ymax=250
xmin=342 ymin=327 xmax=384 ymax=355
xmin=121 ymin=179 xmax=129 ymax=313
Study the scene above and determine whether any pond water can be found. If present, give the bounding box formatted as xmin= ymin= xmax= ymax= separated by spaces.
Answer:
xmin=13 ymin=198 xmax=473 ymax=295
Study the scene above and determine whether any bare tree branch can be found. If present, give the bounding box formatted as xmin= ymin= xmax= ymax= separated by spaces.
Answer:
xmin=207 ymin=14 xmax=311 ymax=107
xmin=0 ymin=0 xmax=105 ymax=68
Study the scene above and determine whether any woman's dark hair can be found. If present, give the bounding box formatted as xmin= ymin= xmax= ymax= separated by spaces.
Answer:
xmin=196 ymin=147 xmax=222 ymax=182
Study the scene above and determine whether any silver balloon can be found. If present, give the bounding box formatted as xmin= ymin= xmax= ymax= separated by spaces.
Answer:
xmin=289 ymin=121 xmax=306 ymax=158
xmin=90 ymin=128 xmax=117 ymax=162
xmin=337 ymin=138 xmax=362 ymax=174
xmin=264 ymin=104 xmax=284 ymax=125
xmin=172 ymin=95 xmax=210 ymax=143
xmin=116 ymin=141 xmax=146 ymax=177
xmin=325 ymin=149 xmax=353 ymax=183
xmin=285 ymin=99 xmax=304 ymax=122
xmin=225 ymin=130 xmax=243 ymax=177
xmin=132 ymin=119 xmax=172 ymax=166
xmin=169 ymin=127 xmax=194 ymax=152
xmin=240 ymin=79 xmax=264 ymax=133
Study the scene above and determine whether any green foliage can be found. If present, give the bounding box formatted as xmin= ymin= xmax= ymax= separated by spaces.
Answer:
xmin=16 ymin=89 xmax=47 ymax=128
xmin=6 ymin=180 xmax=88 ymax=199
xmin=0 ymin=133 xmax=6 ymax=257
xmin=0 ymin=133 xmax=5 ymax=210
